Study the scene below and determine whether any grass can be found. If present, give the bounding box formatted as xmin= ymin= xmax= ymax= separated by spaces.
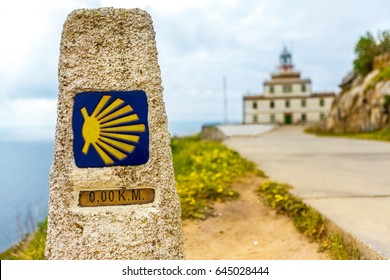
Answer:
xmin=257 ymin=181 xmax=361 ymax=260
xmin=305 ymin=125 xmax=390 ymax=142
xmin=363 ymin=66 xmax=390 ymax=93
xmin=1 ymin=134 xmax=263 ymax=259
xmin=2 ymin=135 xmax=363 ymax=260
xmin=372 ymin=65 xmax=390 ymax=83
xmin=0 ymin=219 xmax=47 ymax=260
xmin=171 ymin=134 xmax=264 ymax=219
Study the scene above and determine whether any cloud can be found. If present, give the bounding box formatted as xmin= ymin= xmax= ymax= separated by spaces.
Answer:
xmin=0 ymin=98 xmax=57 ymax=141
xmin=158 ymin=0 xmax=389 ymax=121
xmin=0 ymin=0 xmax=389 ymax=139
xmin=0 ymin=0 xmax=100 ymax=99
xmin=0 ymin=0 xmax=99 ymax=140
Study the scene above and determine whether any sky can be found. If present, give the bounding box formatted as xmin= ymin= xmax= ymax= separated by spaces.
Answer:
xmin=0 ymin=0 xmax=389 ymax=140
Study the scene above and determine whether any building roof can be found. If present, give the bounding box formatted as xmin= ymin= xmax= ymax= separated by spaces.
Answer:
xmin=311 ymin=92 xmax=336 ymax=97
xmin=243 ymin=92 xmax=335 ymax=101
xmin=264 ymin=78 xmax=311 ymax=85
xmin=339 ymin=70 xmax=357 ymax=88
xmin=271 ymin=71 xmax=301 ymax=79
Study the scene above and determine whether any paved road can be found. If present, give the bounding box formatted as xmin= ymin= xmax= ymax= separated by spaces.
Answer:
xmin=224 ymin=126 xmax=390 ymax=259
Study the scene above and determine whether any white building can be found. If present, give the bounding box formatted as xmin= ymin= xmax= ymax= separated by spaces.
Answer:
xmin=243 ymin=48 xmax=335 ymax=124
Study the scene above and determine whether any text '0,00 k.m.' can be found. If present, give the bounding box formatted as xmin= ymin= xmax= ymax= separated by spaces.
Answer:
xmin=78 ymin=188 xmax=155 ymax=207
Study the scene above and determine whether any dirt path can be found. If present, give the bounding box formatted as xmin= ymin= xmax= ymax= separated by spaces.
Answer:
xmin=224 ymin=126 xmax=390 ymax=259
xmin=183 ymin=176 xmax=330 ymax=260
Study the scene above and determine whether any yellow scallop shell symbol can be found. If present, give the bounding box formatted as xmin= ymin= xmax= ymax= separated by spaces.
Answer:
xmin=81 ymin=95 xmax=145 ymax=165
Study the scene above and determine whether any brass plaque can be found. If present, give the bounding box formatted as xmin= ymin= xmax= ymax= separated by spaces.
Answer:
xmin=79 ymin=188 xmax=155 ymax=207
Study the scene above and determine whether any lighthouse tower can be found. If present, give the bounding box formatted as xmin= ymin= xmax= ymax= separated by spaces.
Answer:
xmin=279 ymin=47 xmax=293 ymax=72
xmin=243 ymin=47 xmax=335 ymax=124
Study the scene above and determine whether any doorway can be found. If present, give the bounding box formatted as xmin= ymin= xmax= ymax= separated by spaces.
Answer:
xmin=284 ymin=113 xmax=293 ymax=124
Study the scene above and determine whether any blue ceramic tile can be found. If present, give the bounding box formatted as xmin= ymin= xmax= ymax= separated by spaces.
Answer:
xmin=72 ymin=90 xmax=149 ymax=168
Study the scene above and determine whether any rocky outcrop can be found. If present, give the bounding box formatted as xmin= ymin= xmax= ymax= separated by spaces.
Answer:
xmin=323 ymin=55 xmax=390 ymax=133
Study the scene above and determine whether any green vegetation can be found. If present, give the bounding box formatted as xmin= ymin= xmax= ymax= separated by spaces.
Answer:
xmin=383 ymin=94 xmax=390 ymax=113
xmin=258 ymin=181 xmax=326 ymax=241
xmin=171 ymin=134 xmax=264 ymax=219
xmin=1 ymin=135 xmax=262 ymax=259
xmin=0 ymin=219 xmax=47 ymax=260
xmin=2 ymin=135 xmax=364 ymax=260
xmin=353 ymin=30 xmax=390 ymax=76
xmin=363 ymin=65 xmax=390 ymax=94
xmin=305 ymin=125 xmax=390 ymax=142
xmin=257 ymin=181 xmax=361 ymax=260
xmin=372 ymin=65 xmax=390 ymax=83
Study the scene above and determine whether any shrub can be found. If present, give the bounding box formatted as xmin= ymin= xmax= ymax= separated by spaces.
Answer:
xmin=353 ymin=30 xmax=390 ymax=76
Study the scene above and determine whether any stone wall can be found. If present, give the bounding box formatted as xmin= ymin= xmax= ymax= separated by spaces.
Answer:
xmin=201 ymin=125 xmax=226 ymax=141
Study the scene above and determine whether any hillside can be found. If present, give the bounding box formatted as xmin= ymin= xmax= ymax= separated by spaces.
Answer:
xmin=323 ymin=53 xmax=390 ymax=133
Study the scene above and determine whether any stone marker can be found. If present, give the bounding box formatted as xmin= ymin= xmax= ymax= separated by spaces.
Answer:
xmin=45 ymin=8 xmax=185 ymax=260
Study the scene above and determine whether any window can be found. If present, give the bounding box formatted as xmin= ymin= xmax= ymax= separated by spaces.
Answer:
xmin=283 ymin=85 xmax=292 ymax=93
xmin=253 ymin=115 xmax=258 ymax=123
xmin=285 ymin=100 xmax=290 ymax=108
xmin=301 ymin=99 xmax=306 ymax=107
xmin=301 ymin=84 xmax=306 ymax=92
xmin=320 ymin=113 xmax=325 ymax=120
xmin=270 ymin=114 xmax=275 ymax=123
xmin=270 ymin=86 xmax=274 ymax=94
xmin=319 ymin=99 xmax=325 ymax=107
xmin=270 ymin=101 xmax=275 ymax=108
xmin=252 ymin=102 xmax=257 ymax=109
xmin=301 ymin=113 xmax=307 ymax=122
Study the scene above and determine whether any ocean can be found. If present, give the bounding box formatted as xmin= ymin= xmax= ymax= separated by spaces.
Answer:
xmin=0 ymin=120 xmax=208 ymax=253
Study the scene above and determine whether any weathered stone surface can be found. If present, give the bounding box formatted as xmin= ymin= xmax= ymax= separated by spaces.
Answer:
xmin=324 ymin=55 xmax=390 ymax=133
xmin=45 ymin=8 xmax=185 ymax=260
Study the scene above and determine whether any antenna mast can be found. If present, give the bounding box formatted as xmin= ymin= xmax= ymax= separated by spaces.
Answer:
xmin=223 ymin=76 xmax=227 ymax=124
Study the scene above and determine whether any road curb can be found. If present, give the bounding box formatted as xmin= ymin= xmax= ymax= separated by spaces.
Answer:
xmin=323 ymin=216 xmax=386 ymax=260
